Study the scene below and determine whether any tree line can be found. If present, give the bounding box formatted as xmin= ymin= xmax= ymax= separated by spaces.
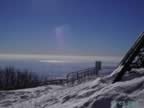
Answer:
xmin=0 ymin=66 xmax=42 ymax=90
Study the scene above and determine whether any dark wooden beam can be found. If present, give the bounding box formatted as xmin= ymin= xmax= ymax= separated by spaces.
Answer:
xmin=113 ymin=32 xmax=144 ymax=83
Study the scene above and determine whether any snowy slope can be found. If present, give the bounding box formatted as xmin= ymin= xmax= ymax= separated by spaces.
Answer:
xmin=0 ymin=70 xmax=144 ymax=108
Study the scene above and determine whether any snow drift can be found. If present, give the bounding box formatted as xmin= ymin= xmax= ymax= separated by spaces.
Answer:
xmin=0 ymin=69 xmax=144 ymax=108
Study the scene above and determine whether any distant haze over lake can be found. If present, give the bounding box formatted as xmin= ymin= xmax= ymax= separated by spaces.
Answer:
xmin=0 ymin=54 xmax=122 ymax=77
xmin=0 ymin=54 xmax=122 ymax=62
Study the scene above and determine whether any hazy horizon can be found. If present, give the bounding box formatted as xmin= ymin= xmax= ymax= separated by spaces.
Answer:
xmin=0 ymin=53 xmax=122 ymax=63
xmin=0 ymin=53 xmax=121 ymax=77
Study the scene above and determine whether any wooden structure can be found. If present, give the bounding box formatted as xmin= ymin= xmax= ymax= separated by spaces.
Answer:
xmin=95 ymin=61 xmax=102 ymax=75
xmin=66 ymin=67 xmax=96 ymax=85
xmin=113 ymin=32 xmax=144 ymax=83
xmin=66 ymin=61 xmax=103 ymax=85
xmin=42 ymin=79 xmax=67 ymax=85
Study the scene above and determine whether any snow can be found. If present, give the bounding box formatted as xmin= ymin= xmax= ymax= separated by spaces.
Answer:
xmin=0 ymin=69 xmax=144 ymax=108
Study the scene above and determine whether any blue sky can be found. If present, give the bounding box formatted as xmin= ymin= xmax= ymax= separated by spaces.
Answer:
xmin=0 ymin=0 xmax=144 ymax=57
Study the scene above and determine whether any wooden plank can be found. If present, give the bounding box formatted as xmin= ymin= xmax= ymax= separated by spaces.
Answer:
xmin=113 ymin=32 xmax=144 ymax=83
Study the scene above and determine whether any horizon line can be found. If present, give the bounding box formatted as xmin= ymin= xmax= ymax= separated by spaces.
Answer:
xmin=0 ymin=53 xmax=122 ymax=62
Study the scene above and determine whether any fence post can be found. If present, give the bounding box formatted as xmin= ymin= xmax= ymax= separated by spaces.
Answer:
xmin=95 ymin=61 xmax=102 ymax=75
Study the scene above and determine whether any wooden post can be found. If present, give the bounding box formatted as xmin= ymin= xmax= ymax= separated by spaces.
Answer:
xmin=95 ymin=61 xmax=102 ymax=75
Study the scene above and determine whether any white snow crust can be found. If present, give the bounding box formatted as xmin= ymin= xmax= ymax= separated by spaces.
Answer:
xmin=0 ymin=69 xmax=144 ymax=108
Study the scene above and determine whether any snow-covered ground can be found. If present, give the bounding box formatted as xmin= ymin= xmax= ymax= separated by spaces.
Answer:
xmin=0 ymin=68 xmax=144 ymax=108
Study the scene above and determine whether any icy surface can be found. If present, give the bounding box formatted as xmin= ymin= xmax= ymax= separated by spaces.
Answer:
xmin=0 ymin=70 xmax=144 ymax=108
